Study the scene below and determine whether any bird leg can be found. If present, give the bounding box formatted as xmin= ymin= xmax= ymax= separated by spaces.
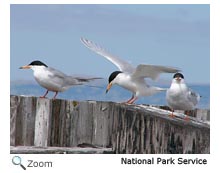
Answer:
xmin=53 ymin=91 xmax=58 ymax=99
xmin=124 ymin=95 xmax=134 ymax=104
xmin=40 ymin=90 xmax=49 ymax=98
xmin=126 ymin=95 xmax=138 ymax=104
xmin=169 ymin=109 xmax=175 ymax=118
xmin=184 ymin=111 xmax=190 ymax=121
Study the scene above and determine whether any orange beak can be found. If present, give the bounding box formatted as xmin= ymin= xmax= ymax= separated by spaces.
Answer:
xmin=106 ymin=83 xmax=112 ymax=93
xmin=176 ymin=77 xmax=181 ymax=82
xmin=19 ymin=65 xmax=31 ymax=69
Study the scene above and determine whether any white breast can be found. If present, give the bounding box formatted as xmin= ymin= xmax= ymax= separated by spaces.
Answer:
xmin=166 ymin=82 xmax=196 ymax=110
xmin=32 ymin=66 xmax=65 ymax=92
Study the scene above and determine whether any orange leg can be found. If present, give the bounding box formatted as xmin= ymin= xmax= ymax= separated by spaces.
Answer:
xmin=40 ymin=90 xmax=49 ymax=98
xmin=169 ymin=109 xmax=175 ymax=118
xmin=127 ymin=96 xmax=138 ymax=104
xmin=184 ymin=111 xmax=190 ymax=121
xmin=125 ymin=95 xmax=134 ymax=103
xmin=123 ymin=95 xmax=137 ymax=104
xmin=53 ymin=91 xmax=58 ymax=99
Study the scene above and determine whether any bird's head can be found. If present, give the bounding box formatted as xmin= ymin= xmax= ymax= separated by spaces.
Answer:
xmin=173 ymin=72 xmax=184 ymax=84
xmin=106 ymin=71 xmax=122 ymax=93
xmin=19 ymin=60 xmax=48 ymax=70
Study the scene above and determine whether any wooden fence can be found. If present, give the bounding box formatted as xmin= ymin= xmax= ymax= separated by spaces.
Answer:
xmin=10 ymin=95 xmax=210 ymax=154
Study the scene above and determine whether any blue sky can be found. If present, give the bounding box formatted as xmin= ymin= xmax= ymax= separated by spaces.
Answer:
xmin=10 ymin=4 xmax=210 ymax=84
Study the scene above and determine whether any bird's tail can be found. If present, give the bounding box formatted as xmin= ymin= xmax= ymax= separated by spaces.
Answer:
xmin=75 ymin=77 xmax=103 ymax=83
xmin=83 ymin=84 xmax=104 ymax=89
xmin=74 ymin=77 xmax=103 ymax=89
xmin=156 ymin=87 xmax=168 ymax=91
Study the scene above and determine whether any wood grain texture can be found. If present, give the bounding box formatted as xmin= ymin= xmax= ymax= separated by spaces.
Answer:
xmin=111 ymin=104 xmax=209 ymax=153
xmin=10 ymin=146 xmax=113 ymax=154
xmin=10 ymin=95 xmax=210 ymax=154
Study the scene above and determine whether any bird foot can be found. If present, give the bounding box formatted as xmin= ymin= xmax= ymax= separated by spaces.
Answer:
xmin=126 ymin=100 xmax=134 ymax=104
xmin=169 ymin=113 xmax=175 ymax=118
xmin=126 ymin=97 xmax=137 ymax=104
xmin=121 ymin=101 xmax=132 ymax=104
xmin=169 ymin=110 xmax=175 ymax=118
xmin=183 ymin=111 xmax=191 ymax=121
xmin=184 ymin=116 xmax=190 ymax=121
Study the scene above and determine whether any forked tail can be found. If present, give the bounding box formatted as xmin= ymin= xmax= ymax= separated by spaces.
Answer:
xmin=156 ymin=87 xmax=168 ymax=91
xmin=75 ymin=77 xmax=103 ymax=82
xmin=75 ymin=77 xmax=103 ymax=89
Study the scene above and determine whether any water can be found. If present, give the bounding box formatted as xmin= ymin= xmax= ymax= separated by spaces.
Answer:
xmin=10 ymin=82 xmax=210 ymax=109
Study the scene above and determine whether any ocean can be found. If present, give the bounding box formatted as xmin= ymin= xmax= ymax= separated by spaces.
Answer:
xmin=10 ymin=81 xmax=210 ymax=109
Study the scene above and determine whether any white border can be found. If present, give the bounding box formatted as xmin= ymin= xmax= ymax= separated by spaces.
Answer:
xmin=1 ymin=0 xmax=218 ymax=172
xmin=9 ymin=0 xmax=211 ymax=4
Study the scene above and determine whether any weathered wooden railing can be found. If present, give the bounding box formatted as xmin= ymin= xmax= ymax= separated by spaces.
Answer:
xmin=10 ymin=95 xmax=210 ymax=154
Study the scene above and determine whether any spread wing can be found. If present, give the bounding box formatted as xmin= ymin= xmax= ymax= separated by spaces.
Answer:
xmin=132 ymin=64 xmax=180 ymax=80
xmin=80 ymin=37 xmax=135 ymax=73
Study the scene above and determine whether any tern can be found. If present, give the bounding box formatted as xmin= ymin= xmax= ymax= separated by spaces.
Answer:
xmin=81 ymin=37 xmax=180 ymax=104
xmin=166 ymin=73 xmax=200 ymax=119
xmin=19 ymin=60 xmax=101 ymax=99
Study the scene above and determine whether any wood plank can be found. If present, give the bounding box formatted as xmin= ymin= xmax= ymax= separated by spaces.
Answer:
xmin=10 ymin=95 xmax=210 ymax=154
xmin=10 ymin=146 xmax=113 ymax=154
xmin=10 ymin=96 xmax=36 ymax=146
xmin=111 ymin=104 xmax=209 ymax=154
xmin=34 ymin=98 xmax=50 ymax=147
xmin=10 ymin=95 xmax=19 ymax=146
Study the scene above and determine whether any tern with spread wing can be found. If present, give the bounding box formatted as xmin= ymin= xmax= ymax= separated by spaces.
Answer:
xmin=166 ymin=73 xmax=200 ymax=118
xmin=81 ymin=37 xmax=180 ymax=104
xmin=20 ymin=60 xmax=101 ymax=99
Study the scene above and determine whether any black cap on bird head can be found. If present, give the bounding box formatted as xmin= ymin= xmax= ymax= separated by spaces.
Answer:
xmin=106 ymin=71 xmax=122 ymax=93
xmin=108 ymin=71 xmax=122 ymax=83
xmin=173 ymin=73 xmax=184 ymax=79
xmin=29 ymin=60 xmax=48 ymax=67
xmin=19 ymin=60 xmax=48 ymax=69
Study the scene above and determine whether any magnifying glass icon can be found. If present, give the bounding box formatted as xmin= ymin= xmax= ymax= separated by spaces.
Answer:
xmin=12 ymin=156 xmax=26 ymax=170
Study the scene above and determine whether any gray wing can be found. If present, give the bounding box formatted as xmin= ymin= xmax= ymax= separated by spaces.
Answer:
xmin=132 ymin=64 xmax=180 ymax=80
xmin=187 ymin=88 xmax=200 ymax=106
xmin=47 ymin=67 xmax=68 ymax=78
xmin=80 ymin=37 xmax=135 ymax=73
xmin=48 ymin=67 xmax=102 ymax=86
xmin=47 ymin=67 xmax=83 ymax=86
